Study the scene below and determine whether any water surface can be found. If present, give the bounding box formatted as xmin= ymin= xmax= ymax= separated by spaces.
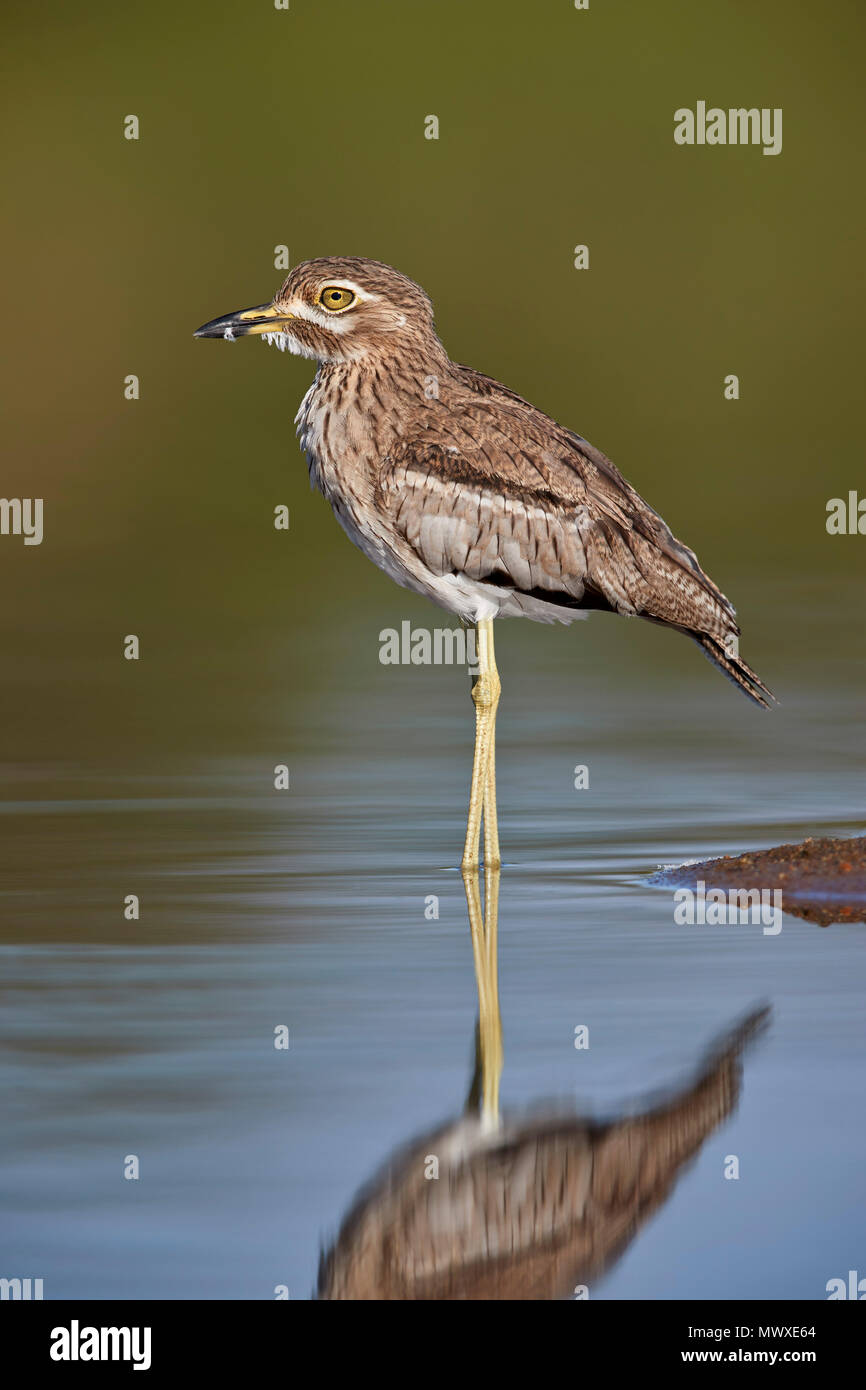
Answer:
xmin=1 ymin=578 xmax=864 ymax=1299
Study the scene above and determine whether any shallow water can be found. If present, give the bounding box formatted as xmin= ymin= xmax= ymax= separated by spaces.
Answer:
xmin=1 ymin=576 xmax=864 ymax=1299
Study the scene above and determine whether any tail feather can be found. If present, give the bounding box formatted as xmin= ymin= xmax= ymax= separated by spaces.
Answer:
xmin=694 ymin=634 xmax=776 ymax=710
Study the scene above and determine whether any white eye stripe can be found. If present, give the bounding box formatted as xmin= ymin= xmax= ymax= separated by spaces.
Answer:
xmin=317 ymin=279 xmax=372 ymax=301
xmin=294 ymin=304 xmax=355 ymax=333
xmin=274 ymin=279 xmax=381 ymax=337
xmin=287 ymin=279 xmax=376 ymax=329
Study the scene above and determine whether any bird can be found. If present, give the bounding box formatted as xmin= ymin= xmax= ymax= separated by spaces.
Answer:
xmin=317 ymin=990 xmax=769 ymax=1300
xmin=195 ymin=257 xmax=774 ymax=870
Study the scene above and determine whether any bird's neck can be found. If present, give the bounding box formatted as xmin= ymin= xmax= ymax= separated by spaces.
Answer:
xmin=298 ymin=345 xmax=452 ymax=507
xmin=312 ymin=337 xmax=453 ymax=410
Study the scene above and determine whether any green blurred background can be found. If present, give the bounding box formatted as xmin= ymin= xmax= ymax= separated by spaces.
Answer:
xmin=2 ymin=0 xmax=864 ymax=769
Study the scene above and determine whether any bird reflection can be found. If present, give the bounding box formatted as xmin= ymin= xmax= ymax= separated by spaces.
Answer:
xmin=318 ymin=867 xmax=768 ymax=1300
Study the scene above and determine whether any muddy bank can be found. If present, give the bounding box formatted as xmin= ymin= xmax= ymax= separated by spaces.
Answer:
xmin=651 ymin=835 xmax=866 ymax=927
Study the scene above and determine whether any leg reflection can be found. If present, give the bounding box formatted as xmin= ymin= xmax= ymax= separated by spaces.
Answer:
xmin=463 ymin=863 xmax=503 ymax=1132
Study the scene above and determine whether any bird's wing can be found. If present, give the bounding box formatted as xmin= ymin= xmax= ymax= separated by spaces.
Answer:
xmin=378 ymin=369 xmax=775 ymax=707
xmin=379 ymin=368 xmax=734 ymax=634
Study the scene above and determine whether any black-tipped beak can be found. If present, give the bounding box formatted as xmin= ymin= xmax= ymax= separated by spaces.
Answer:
xmin=193 ymin=302 xmax=295 ymax=340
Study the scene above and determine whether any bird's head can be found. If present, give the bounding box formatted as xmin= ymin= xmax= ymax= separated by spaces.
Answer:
xmin=194 ymin=257 xmax=439 ymax=365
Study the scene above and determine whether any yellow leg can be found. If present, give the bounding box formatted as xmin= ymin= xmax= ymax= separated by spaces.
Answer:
xmin=463 ymin=862 xmax=503 ymax=1131
xmin=483 ymin=722 xmax=500 ymax=871
xmin=461 ymin=618 xmax=501 ymax=871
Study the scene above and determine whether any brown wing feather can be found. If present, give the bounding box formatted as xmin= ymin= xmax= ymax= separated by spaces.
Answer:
xmin=457 ymin=366 xmax=737 ymax=622
xmin=378 ymin=367 xmax=774 ymax=707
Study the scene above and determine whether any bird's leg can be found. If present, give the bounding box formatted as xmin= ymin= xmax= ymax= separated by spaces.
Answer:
xmin=462 ymin=862 xmax=503 ymax=1132
xmin=480 ymin=862 xmax=503 ymax=1127
xmin=481 ymin=621 xmax=501 ymax=869
xmin=483 ymin=701 xmax=501 ymax=872
xmin=461 ymin=618 xmax=501 ymax=871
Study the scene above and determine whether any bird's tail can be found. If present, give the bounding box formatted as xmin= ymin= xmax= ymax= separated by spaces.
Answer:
xmin=693 ymin=633 xmax=776 ymax=710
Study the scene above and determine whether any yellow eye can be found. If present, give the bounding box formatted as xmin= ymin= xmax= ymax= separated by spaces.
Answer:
xmin=319 ymin=286 xmax=356 ymax=312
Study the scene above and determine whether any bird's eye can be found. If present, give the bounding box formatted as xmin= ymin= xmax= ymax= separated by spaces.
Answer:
xmin=319 ymin=286 xmax=356 ymax=312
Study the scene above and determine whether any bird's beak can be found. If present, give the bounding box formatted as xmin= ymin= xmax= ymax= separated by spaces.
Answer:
xmin=193 ymin=302 xmax=295 ymax=341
